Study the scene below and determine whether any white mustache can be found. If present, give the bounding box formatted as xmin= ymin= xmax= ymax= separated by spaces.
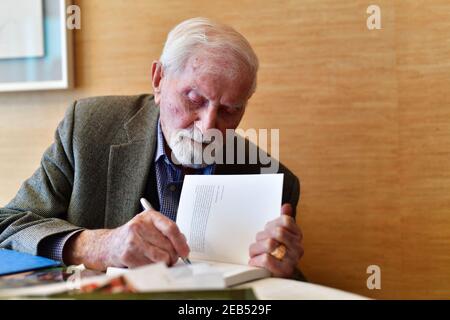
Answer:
xmin=174 ymin=126 xmax=214 ymax=144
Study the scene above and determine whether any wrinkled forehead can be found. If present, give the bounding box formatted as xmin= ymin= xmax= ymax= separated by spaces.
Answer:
xmin=176 ymin=50 xmax=253 ymax=100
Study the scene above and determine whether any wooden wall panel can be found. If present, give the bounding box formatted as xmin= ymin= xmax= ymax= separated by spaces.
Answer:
xmin=395 ymin=0 xmax=450 ymax=297
xmin=0 ymin=0 xmax=449 ymax=299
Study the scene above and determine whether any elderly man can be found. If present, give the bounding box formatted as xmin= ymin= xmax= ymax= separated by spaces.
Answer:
xmin=0 ymin=18 xmax=303 ymax=278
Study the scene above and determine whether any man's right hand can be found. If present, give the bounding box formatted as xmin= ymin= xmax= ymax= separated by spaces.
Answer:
xmin=63 ymin=208 xmax=190 ymax=271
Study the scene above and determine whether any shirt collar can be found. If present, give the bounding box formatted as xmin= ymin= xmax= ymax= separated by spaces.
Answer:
xmin=154 ymin=119 xmax=168 ymax=164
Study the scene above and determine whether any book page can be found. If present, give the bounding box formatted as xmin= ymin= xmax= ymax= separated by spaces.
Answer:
xmin=173 ymin=259 xmax=264 ymax=279
xmin=176 ymin=174 xmax=284 ymax=265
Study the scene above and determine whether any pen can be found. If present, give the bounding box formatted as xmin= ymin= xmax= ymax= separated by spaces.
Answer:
xmin=140 ymin=197 xmax=191 ymax=265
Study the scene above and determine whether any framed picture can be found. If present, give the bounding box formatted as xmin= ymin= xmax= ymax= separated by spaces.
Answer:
xmin=0 ymin=0 xmax=73 ymax=92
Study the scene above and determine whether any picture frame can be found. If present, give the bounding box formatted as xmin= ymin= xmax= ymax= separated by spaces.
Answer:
xmin=0 ymin=0 xmax=74 ymax=92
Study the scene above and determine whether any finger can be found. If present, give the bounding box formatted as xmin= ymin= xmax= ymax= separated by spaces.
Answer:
xmin=143 ymin=245 xmax=172 ymax=266
xmin=248 ymin=253 xmax=286 ymax=277
xmin=256 ymin=230 xmax=269 ymax=241
xmin=287 ymin=239 xmax=305 ymax=264
xmin=120 ymin=237 xmax=155 ymax=268
xmin=147 ymin=211 xmax=190 ymax=258
xmin=267 ymin=226 xmax=300 ymax=248
xmin=122 ymin=241 xmax=172 ymax=268
xmin=135 ymin=222 xmax=178 ymax=265
xmin=250 ymin=253 xmax=297 ymax=278
xmin=249 ymin=238 xmax=279 ymax=258
xmin=281 ymin=203 xmax=293 ymax=217
xmin=265 ymin=215 xmax=300 ymax=238
xmin=279 ymin=204 xmax=304 ymax=241
xmin=122 ymin=251 xmax=152 ymax=269
xmin=256 ymin=227 xmax=302 ymax=263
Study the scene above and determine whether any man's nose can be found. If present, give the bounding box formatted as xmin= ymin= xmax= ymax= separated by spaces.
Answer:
xmin=197 ymin=105 xmax=219 ymax=133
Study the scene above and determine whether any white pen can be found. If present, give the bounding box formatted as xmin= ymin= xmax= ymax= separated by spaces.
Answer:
xmin=139 ymin=197 xmax=191 ymax=265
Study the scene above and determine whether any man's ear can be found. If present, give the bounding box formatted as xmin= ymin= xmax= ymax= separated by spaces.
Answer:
xmin=151 ymin=60 xmax=164 ymax=104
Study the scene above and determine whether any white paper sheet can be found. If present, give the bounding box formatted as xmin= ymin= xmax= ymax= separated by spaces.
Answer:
xmin=177 ymin=174 xmax=284 ymax=265
xmin=109 ymin=263 xmax=225 ymax=292
xmin=0 ymin=0 xmax=44 ymax=59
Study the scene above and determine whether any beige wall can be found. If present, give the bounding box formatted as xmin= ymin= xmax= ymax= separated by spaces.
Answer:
xmin=1 ymin=0 xmax=450 ymax=299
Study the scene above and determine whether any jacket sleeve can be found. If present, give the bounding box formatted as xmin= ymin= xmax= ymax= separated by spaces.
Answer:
xmin=0 ymin=101 xmax=84 ymax=256
xmin=289 ymin=175 xmax=301 ymax=219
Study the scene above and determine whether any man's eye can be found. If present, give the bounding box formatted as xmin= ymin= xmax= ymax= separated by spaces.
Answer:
xmin=191 ymin=98 xmax=203 ymax=105
xmin=187 ymin=92 xmax=204 ymax=105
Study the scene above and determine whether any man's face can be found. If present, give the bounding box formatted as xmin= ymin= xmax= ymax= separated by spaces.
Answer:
xmin=152 ymin=51 xmax=254 ymax=168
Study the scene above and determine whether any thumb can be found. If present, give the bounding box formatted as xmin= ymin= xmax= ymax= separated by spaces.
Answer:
xmin=281 ymin=203 xmax=294 ymax=217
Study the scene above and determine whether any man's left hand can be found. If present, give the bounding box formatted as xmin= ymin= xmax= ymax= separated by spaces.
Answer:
xmin=248 ymin=203 xmax=304 ymax=278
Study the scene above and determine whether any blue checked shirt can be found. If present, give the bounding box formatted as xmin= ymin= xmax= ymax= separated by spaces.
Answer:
xmin=39 ymin=119 xmax=214 ymax=262
xmin=154 ymin=119 xmax=215 ymax=221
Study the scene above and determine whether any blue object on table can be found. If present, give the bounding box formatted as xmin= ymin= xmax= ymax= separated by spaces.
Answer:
xmin=0 ymin=249 xmax=61 ymax=276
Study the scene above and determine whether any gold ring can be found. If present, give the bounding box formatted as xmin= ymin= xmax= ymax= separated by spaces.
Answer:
xmin=270 ymin=244 xmax=286 ymax=260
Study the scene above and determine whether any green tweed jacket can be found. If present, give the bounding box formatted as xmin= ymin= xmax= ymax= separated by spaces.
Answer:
xmin=0 ymin=94 xmax=300 ymax=258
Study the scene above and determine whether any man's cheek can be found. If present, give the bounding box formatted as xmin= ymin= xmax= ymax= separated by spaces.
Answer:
xmin=161 ymin=100 xmax=184 ymax=123
xmin=165 ymin=97 xmax=191 ymax=118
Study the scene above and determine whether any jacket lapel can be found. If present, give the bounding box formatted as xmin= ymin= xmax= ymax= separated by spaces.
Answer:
xmin=104 ymin=98 xmax=160 ymax=228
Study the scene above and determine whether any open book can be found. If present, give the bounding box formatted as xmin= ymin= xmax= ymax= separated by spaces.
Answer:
xmin=171 ymin=259 xmax=270 ymax=287
xmin=174 ymin=174 xmax=284 ymax=287
xmin=107 ymin=174 xmax=284 ymax=288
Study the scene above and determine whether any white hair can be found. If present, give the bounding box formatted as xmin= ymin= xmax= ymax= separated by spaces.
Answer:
xmin=160 ymin=17 xmax=259 ymax=93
